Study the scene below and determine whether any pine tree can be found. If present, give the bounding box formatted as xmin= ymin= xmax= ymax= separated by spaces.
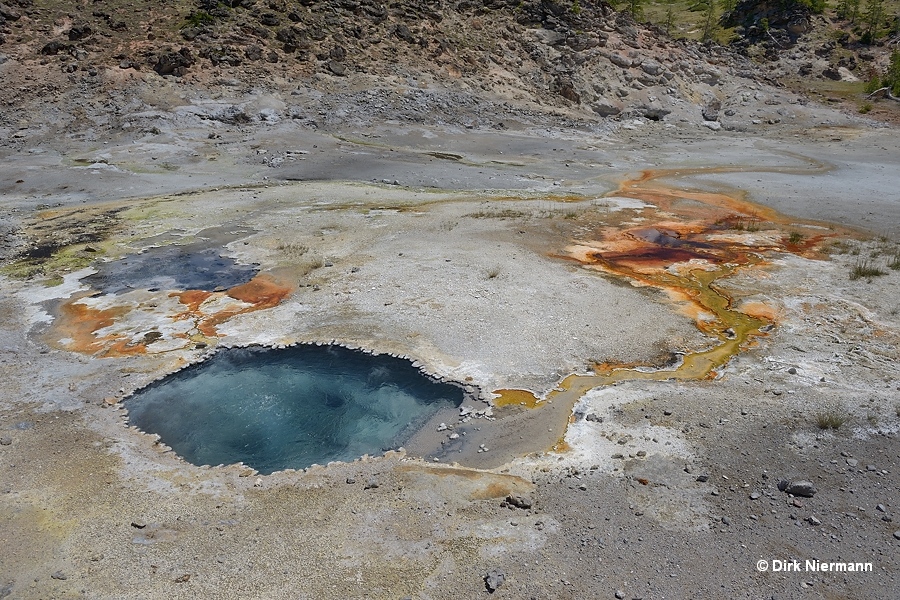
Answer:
xmin=886 ymin=50 xmax=900 ymax=95
xmin=863 ymin=0 xmax=885 ymax=41
xmin=837 ymin=0 xmax=861 ymax=23
xmin=701 ymin=1 xmax=718 ymax=42
xmin=628 ymin=0 xmax=645 ymax=21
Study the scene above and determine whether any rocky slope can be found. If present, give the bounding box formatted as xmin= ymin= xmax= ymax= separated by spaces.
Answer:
xmin=0 ymin=0 xmax=813 ymax=134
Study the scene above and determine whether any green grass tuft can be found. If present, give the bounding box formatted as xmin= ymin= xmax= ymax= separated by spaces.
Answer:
xmin=849 ymin=258 xmax=886 ymax=280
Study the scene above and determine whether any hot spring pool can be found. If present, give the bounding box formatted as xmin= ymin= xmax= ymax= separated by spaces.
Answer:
xmin=126 ymin=345 xmax=464 ymax=474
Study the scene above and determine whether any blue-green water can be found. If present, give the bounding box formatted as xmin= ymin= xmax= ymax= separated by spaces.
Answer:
xmin=126 ymin=345 xmax=464 ymax=474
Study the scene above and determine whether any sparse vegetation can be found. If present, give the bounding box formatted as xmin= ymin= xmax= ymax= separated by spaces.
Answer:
xmin=815 ymin=410 xmax=849 ymax=430
xmin=486 ymin=266 xmax=502 ymax=279
xmin=787 ymin=231 xmax=805 ymax=245
xmin=849 ymin=257 xmax=887 ymax=280
xmin=859 ymin=101 xmax=873 ymax=113
xmin=276 ymin=242 xmax=310 ymax=259
xmin=183 ymin=10 xmax=215 ymax=28
xmin=826 ymin=240 xmax=853 ymax=254
xmin=466 ymin=209 xmax=530 ymax=219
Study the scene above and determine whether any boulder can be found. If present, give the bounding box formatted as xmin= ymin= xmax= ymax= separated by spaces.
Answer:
xmin=153 ymin=48 xmax=195 ymax=77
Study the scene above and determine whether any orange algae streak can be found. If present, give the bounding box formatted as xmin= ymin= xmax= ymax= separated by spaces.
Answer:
xmin=227 ymin=274 xmax=293 ymax=308
xmin=51 ymin=274 xmax=294 ymax=358
xmin=191 ymin=274 xmax=294 ymax=338
xmin=493 ymin=389 xmax=542 ymax=408
xmin=52 ymin=299 xmax=143 ymax=356
xmin=176 ymin=290 xmax=214 ymax=313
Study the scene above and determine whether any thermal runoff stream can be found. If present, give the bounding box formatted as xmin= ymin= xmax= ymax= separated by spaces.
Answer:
xmin=492 ymin=163 xmax=846 ymax=445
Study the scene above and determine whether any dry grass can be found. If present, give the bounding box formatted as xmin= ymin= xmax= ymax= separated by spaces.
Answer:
xmin=815 ymin=410 xmax=849 ymax=430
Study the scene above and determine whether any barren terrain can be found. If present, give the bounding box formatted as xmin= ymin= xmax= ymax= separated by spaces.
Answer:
xmin=2 ymin=1 xmax=900 ymax=599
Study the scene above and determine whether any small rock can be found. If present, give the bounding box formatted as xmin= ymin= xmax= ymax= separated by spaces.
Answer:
xmin=345 ymin=477 xmax=356 ymax=484
xmin=847 ymin=458 xmax=858 ymax=467
xmin=506 ymin=494 xmax=532 ymax=509
xmin=788 ymin=367 xmax=797 ymax=374
xmin=893 ymin=531 xmax=900 ymax=540
xmin=807 ymin=516 xmax=821 ymax=526
xmin=327 ymin=60 xmax=346 ymax=76
xmin=130 ymin=520 xmax=147 ymax=529
xmin=721 ymin=516 xmax=731 ymax=525
xmin=0 ymin=437 xmax=11 ymax=446
xmin=702 ymin=120 xmax=721 ymax=131
xmin=364 ymin=478 xmax=379 ymax=490
xmin=778 ymin=480 xmax=817 ymax=498
xmin=615 ymin=591 xmax=625 ymax=599
xmin=484 ymin=569 xmax=505 ymax=592
xmin=750 ymin=492 xmax=761 ymax=500
xmin=174 ymin=574 xmax=191 ymax=583
xmin=876 ymin=504 xmax=886 ymax=513
xmin=696 ymin=475 xmax=709 ymax=483
xmin=50 ymin=571 xmax=67 ymax=581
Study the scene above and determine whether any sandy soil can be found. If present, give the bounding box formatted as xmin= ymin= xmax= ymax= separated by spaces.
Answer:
xmin=1 ymin=93 xmax=899 ymax=600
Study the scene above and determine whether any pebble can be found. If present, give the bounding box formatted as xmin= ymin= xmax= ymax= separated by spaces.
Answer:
xmin=893 ymin=531 xmax=900 ymax=540
xmin=0 ymin=436 xmax=11 ymax=446
xmin=50 ymin=571 xmax=67 ymax=581
xmin=846 ymin=458 xmax=858 ymax=467
xmin=364 ymin=478 xmax=379 ymax=489
xmin=615 ymin=590 xmax=625 ymax=599
xmin=807 ymin=516 xmax=821 ymax=526
xmin=778 ymin=480 xmax=817 ymax=498
xmin=696 ymin=475 xmax=709 ymax=482
xmin=345 ymin=477 xmax=356 ymax=484
xmin=750 ymin=492 xmax=761 ymax=500
xmin=484 ymin=569 xmax=505 ymax=592
xmin=876 ymin=504 xmax=886 ymax=513
xmin=506 ymin=494 xmax=532 ymax=509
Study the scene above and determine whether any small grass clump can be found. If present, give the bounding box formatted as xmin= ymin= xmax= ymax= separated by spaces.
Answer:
xmin=466 ymin=209 xmax=529 ymax=220
xmin=486 ymin=266 xmax=502 ymax=279
xmin=787 ymin=231 xmax=805 ymax=245
xmin=815 ymin=410 xmax=849 ymax=430
xmin=826 ymin=240 xmax=852 ymax=255
xmin=849 ymin=258 xmax=886 ymax=280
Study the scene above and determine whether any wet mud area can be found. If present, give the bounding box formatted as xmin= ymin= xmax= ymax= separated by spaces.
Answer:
xmin=81 ymin=226 xmax=259 ymax=295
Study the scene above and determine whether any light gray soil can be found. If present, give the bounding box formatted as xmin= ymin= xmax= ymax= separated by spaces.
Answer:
xmin=1 ymin=85 xmax=899 ymax=600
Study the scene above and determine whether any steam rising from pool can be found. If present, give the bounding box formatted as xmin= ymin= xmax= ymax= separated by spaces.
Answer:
xmin=126 ymin=345 xmax=464 ymax=474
